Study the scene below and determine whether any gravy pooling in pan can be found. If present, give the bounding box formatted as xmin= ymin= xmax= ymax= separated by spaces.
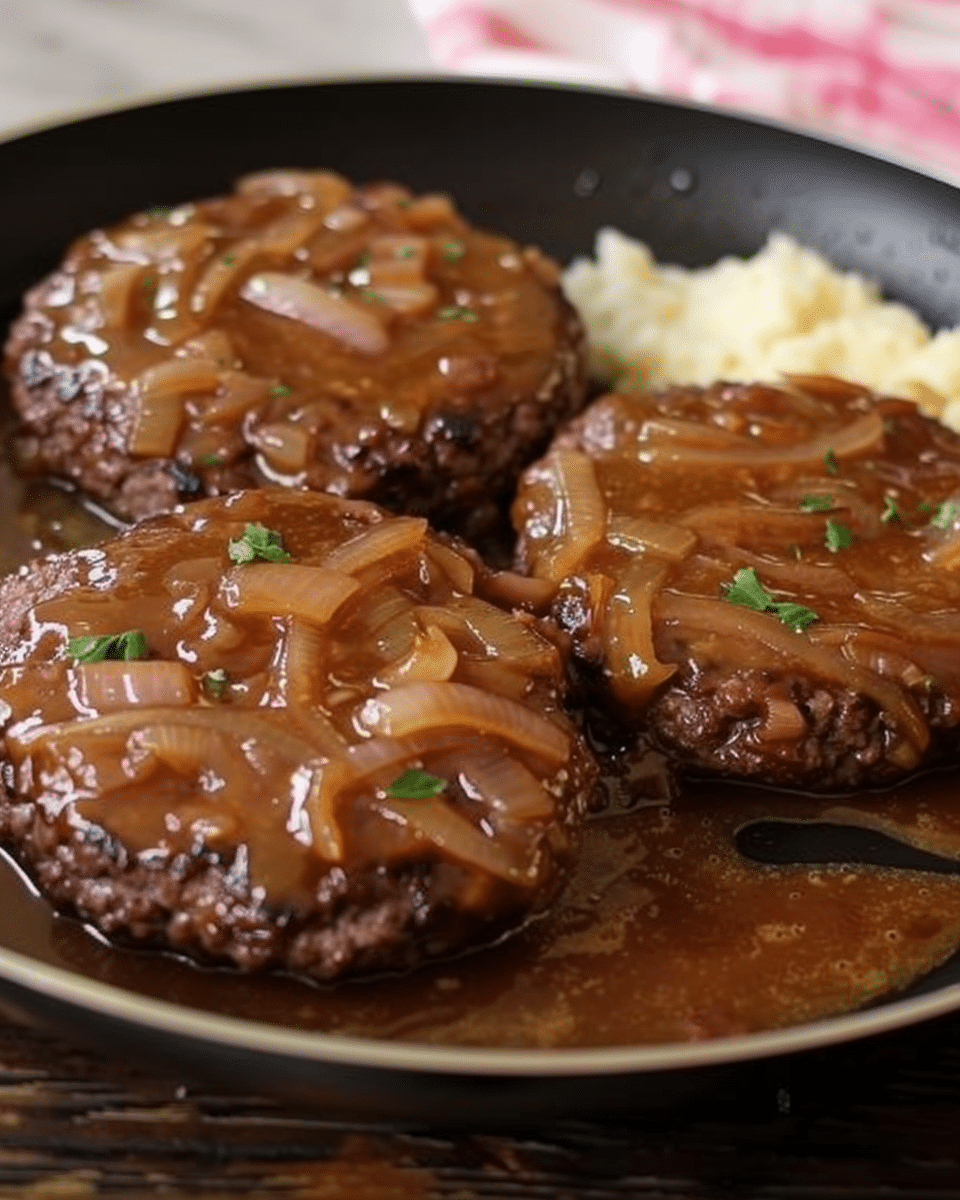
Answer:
xmin=2 ymin=454 xmax=960 ymax=1046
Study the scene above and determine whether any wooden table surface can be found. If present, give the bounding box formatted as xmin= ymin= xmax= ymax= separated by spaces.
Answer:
xmin=1 ymin=1005 xmax=959 ymax=1198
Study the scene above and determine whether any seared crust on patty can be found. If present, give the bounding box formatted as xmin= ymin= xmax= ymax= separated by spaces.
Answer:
xmin=513 ymin=377 xmax=960 ymax=791
xmin=4 ymin=170 xmax=586 ymax=540
xmin=0 ymin=490 xmax=594 ymax=978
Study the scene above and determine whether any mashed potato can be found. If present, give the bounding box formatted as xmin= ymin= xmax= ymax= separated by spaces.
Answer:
xmin=563 ymin=230 xmax=960 ymax=430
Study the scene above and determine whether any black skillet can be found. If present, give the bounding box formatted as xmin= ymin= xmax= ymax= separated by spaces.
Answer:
xmin=3 ymin=78 xmax=960 ymax=1123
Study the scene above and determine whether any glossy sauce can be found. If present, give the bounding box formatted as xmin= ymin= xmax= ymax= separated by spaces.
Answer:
xmin=2 ymin=453 xmax=960 ymax=1045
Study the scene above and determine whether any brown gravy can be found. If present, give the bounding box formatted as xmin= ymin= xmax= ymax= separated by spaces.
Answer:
xmin=3 ymin=450 xmax=960 ymax=1047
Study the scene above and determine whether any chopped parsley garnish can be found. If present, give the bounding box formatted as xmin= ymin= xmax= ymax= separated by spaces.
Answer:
xmin=68 ymin=629 xmax=149 ymax=663
xmin=144 ymin=205 xmax=172 ymax=220
xmin=824 ymin=448 xmax=839 ymax=475
xmin=203 ymin=667 xmax=229 ymax=700
xmin=385 ymin=768 xmax=447 ymax=799
xmin=721 ymin=567 xmax=819 ymax=630
xmin=882 ymin=494 xmax=908 ymax=524
xmin=200 ymin=452 xmax=225 ymax=467
xmin=359 ymin=287 xmax=385 ymax=304
xmin=437 ymin=305 xmax=478 ymax=321
xmin=442 ymin=240 xmax=466 ymax=261
xmin=930 ymin=500 xmax=960 ymax=530
xmin=269 ymin=384 xmax=291 ymax=398
xmin=142 ymin=276 xmax=159 ymax=292
xmin=221 ymin=253 xmax=238 ymax=266
xmin=824 ymin=518 xmax=855 ymax=552
xmin=799 ymin=495 xmax=834 ymax=513
xmin=395 ymin=245 xmax=418 ymax=261
xmin=227 ymin=522 xmax=294 ymax=565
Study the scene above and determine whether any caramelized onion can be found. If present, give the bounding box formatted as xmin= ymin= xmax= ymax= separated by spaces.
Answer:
xmin=324 ymin=517 xmax=427 ymax=576
xmin=535 ymin=450 xmax=607 ymax=582
xmin=196 ymin=372 xmax=273 ymax=427
xmin=77 ymin=661 xmax=196 ymax=712
xmin=380 ymin=624 xmax=459 ymax=684
xmin=755 ymin=697 xmax=808 ymax=743
xmin=249 ymin=421 xmax=311 ymax=476
xmin=220 ymin=563 xmax=358 ymax=625
xmin=607 ymin=514 xmax=697 ymax=562
xmin=379 ymin=794 xmax=531 ymax=884
xmin=647 ymin=412 xmax=886 ymax=468
xmin=241 ymin=272 xmax=388 ymax=354
xmin=604 ymin=559 xmax=677 ymax=704
xmin=424 ymin=542 xmax=475 ymax=595
xmin=128 ymin=392 xmax=184 ymax=458
xmin=236 ymin=169 xmax=353 ymax=209
xmin=98 ymin=264 xmax=148 ymax=327
xmin=453 ymin=748 xmax=555 ymax=821
xmin=483 ymin=570 xmax=555 ymax=612
xmin=417 ymin=597 xmax=559 ymax=674
xmin=130 ymin=723 xmax=223 ymax=773
xmin=360 ymin=682 xmax=570 ymax=765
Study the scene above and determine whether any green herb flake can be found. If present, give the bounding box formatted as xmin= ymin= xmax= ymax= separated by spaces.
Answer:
xmin=200 ymin=452 xmax=226 ymax=467
xmin=824 ymin=517 xmax=855 ymax=553
xmin=269 ymin=384 xmax=291 ymax=398
xmin=884 ymin=416 xmax=898 ymax=436
xmin=442 ymin=240 xmax=466 ymax=261
xmin=799 ymin=495 xmax=834 ymax=513
xmin=359 ymin=287 xmax=385 ymax=304
xmin=385 ymin=768 xmax=447 ymax=799
xmin=142 ymin=276 xmax=159 ymax=292
xmin=721 ymin=566 xmax=819 ymax=631
xmin=882 ymin=493 xmax=909 ymax=524
xmin=68 ymin=629 xmax=149 ymax=663
xmin=221 ymin=253 xmax=238 ymax=266
xmin=931 ymin=500 xmax=960 ymax=531
xmin=825 ymin=448 xmax=839 ymax=475
xmin=203 ymin=667 xmax=229 ymax=700
xmin=145 ymin=205 xmax=172 ymax=220
xmin=227 ymin=522 xmax=294 ymax=565
xmin=437 ymin=305 xmax=479 ymax=322
xmin=395 ymin=245 xmax=418 ymax=261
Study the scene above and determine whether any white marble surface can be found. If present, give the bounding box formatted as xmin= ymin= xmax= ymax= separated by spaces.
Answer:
xmin=0 ymin=0 xmax=434 ymax=137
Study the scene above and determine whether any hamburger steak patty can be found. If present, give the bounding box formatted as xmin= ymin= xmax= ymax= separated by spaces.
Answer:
xmin=4 ymin=169 xmax=586 ymax=539
xmin=0 ymin=490 xmax=595 ymax=978
xmin=513 ymin=376 xmax=960 ymax=791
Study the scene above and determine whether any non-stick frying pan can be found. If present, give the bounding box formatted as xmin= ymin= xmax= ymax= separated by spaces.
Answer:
xmin=3 ymin=78 xmax=960 ymax=1123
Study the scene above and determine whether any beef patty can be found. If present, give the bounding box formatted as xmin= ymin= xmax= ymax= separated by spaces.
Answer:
xmin=4 ymin=169 xmax=585 ymax=541
xmin=0 ymin=489 xmax=594 ymax=978
xmin=512 ymin=376 xmax=960 ymax=791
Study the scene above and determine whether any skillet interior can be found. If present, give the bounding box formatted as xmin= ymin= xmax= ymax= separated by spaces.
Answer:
xmin=4 ymin=77 xmax=960 ymax=1119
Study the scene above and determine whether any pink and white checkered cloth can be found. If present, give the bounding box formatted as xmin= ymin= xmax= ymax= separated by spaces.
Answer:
xmin=409 ymin=0 xmax=960 ymax=178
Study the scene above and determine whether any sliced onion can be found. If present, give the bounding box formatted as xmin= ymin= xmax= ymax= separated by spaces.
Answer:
xmin=360 ymin=681 xmax=569 ymax=765
xmin=324 ymin=517 xmax=427 ymax=576
xmin=607 ymin=514 xmax=697 ymax=562
xmin=535 ymin=450 xmax=607 ymax=582
xmin=812 ymin=625 xmax=929 ymax=690
xmin=178 ymin=329 xmax=236 ymax=365
xmin=647 ymin=411 xmax=886 ymax=468
xmin=482 ymin=570 xmax=556 ymax=613
xmin=453 ymin=747 xmax=554 ymax=821
xmin=417 ymin=597 xmax=559 ymax=674
xmin=782 ymin=373 xmax=871 ymax=400
xmin=241 ymin=272 xmax=388 ymax=355
xmin=130 ymin=722 xmax=223 ymax=773
xmin=679 ymin=503 xmax=826 ymax=546
xmin=248 ymin=421 xmax=311 ymax=475
xmin=128 ymin=361 xmax=214 ymax=457
xmin=603 ymin=559 xmax=676 ymax=705
xmin=98 ymin=264 xmax=148 ymax=327
xmin=77 ymin=661 xmax=196 ymax=713
xmin=220 ymin=563 xmax=358 ymax=625
xmin=380 ymin=624 xmax=459 ymax=684
xmin=424 ymin=541 xmax=475 ymax=595
xmin=196 ymin=371 xmax=272 ymax=427
xmin=366 ymin=281 xmax=439 ymax=316
xmin=378 ymin=794 xmax=530 ymax=884
xmin=402 ymin=193 xmax=457 ymax=229
xmin=236 ymin=169 xmax=352 ymax=208
xmin=110 ymin=223 xmax=214 ymax=265
xmin=368 ymin=234 xmax=429 ymax=283
xmin=137 ymin=358 xmax=222 ymax=401
xmin=301 ymin=759 xmax=349 ymax=861
xmin=639 ymin=417 xmax=752 ymax=448
xmin=455 ymin=659 xmax=532 ymax=701
xmin=281 ymin=617 xmax=328 ymax=708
